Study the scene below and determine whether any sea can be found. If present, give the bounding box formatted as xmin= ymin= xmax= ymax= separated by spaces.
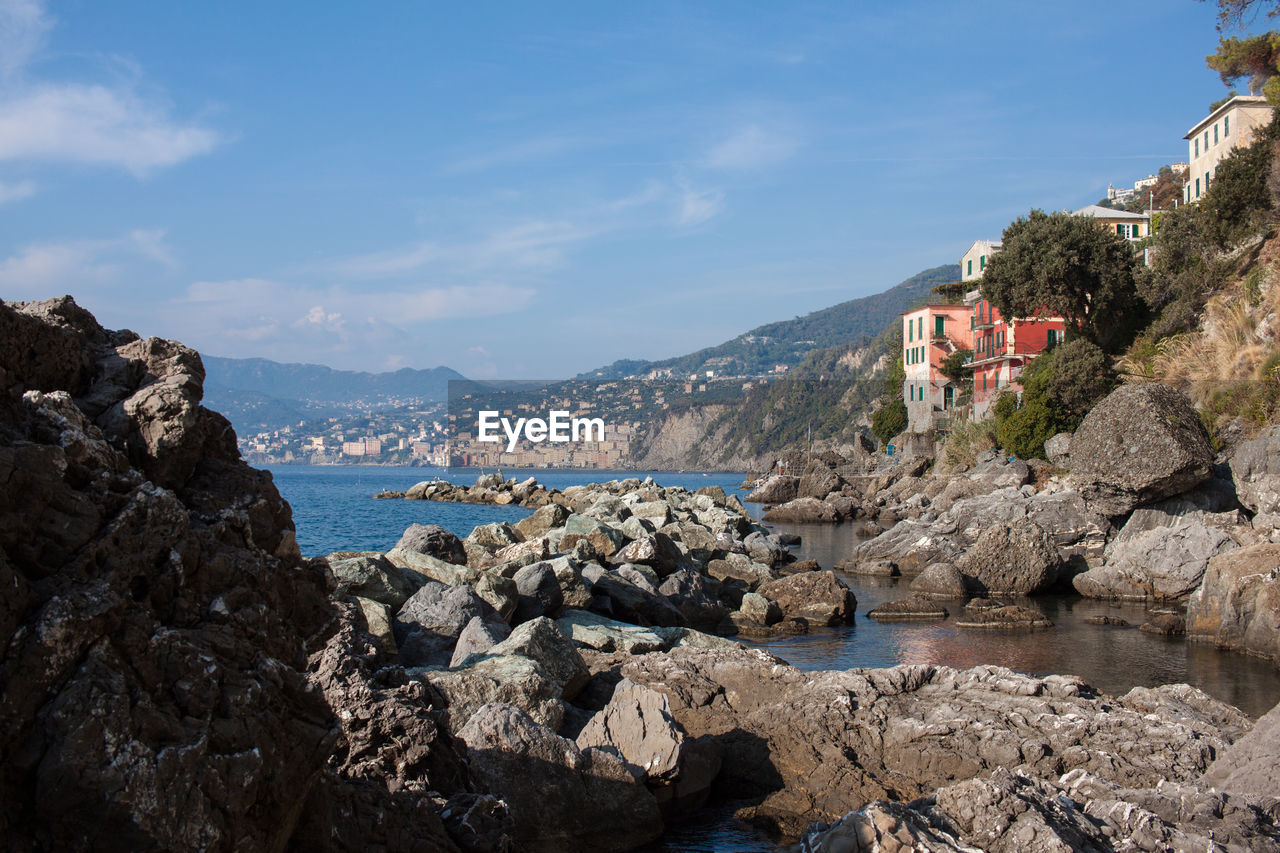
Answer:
xmin=271 ymin=465 xmax=1280 ymax=850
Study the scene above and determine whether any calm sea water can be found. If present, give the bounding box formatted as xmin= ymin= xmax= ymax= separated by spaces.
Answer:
xmin=269 ymin=465 xmax=1280 ymax=850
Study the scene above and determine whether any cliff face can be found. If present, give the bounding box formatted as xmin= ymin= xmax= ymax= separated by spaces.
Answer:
xmin=0 ymin=297 xmax=338 ymax=849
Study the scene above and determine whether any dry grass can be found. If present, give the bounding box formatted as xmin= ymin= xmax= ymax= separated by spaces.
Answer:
xmin=939 ymin=413 xmax=998 ymax=473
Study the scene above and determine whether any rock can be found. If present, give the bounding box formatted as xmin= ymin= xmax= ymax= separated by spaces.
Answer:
xmin=395 ymin=581 xmax=500 ymax=667
xmin=835 ymin=558 xmax=899 ymax=577
xmin=327 ymin=551 xmax=423 ymax=608
xmin=424 ymin=654 xmax=567 ymax=733
xmin=555 ymin=610 xmax=667 ymax=654
xmin=763 ymin=496 xmax=844 ymax=523
xmin=736 ymin=592 xmax=783 ymax=626
xmin=1230 ymin=425 xmax=1280 ymax=528
xmin=620 ymin=648 xmax=1249 ymax=836
xmin=458 ymin=703 xmax=663 ymax=853
xmin=394 ymin=522 xmax=468 ymax=565
xmin=450 ymin=616 xmax=510 ymax=667
xmin=798 ymin=462 xmax=844 ymax=500
xmin=493 ymin=536 xmax=551 ymax=565
xmin=1044 ymin=431 xmax=1072 ymax=467
xmin=706 ymin=556 xmax=774 ymax=590
xmin=1204 ymin=698 xmax=1280 ymax=797
xmin=1068 ymin=383 xmax=1215 ymax=516
xmin=746 ymin=474 xmax=800 ymax=504
xmin=560 ymin=514 xmax=627 ymax=558
xmin=514 ymin=503 xmax=570 ymax=540
xmin=354 ymin=595 xmax=398 ymax=658
xmin=1085 ymin=615 xmax=1129 ymax=626
xmin=474 ymin=572 xmax=518 ymax=622
xmin=1140 ymin=612 xmax=1186 ymax=636
xmin=468 ymin=521 xmax=523 ymax=551
xmin=1186 ymin=542 xmax=1280 ymax=664
xmin=577 ymin=679 xmax=686 ymax=782
xmin=1073 ymin=522 xmax=1237 ymax=601
xmin=0 ymin=299 xmax=345 ymax=851
xmin=955 ymin=520 xmax=1061 ymax=595
xmin=512 ymin=561 xmax=565 ymax=622
xmin=656 ymin=568 xmax=728 ymax=632
xmin=472 ymin=616 xmax=590 ymax=700
xmin=909 ymin=562 xmax=968 ymax=598
xmin=385 ymin=546 xmax=479 ymax=587
xmin=612 ymin=533 xmax=685 ymax=576
xmin=586 ymin=567 xmax=684 ymax=627
xmin=955 ymin=604 xmax=1052 ymax=631
xmin=867 ymin=595 xmax=949 ymax=621
xmin=756 ymin=571 xmax=856 ymax=626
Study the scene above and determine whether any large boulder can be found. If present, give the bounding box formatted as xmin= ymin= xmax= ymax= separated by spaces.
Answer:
xmin=955 ymin=520 xmax=1061 ymax=595
xmin=470 ymin=616 xmax=590 ymax=700
xmin=612 ymin=533 xmax=685 ymax=576
xmin=797 ymin=462 xmax=844 ymax=500
xmin=327 ymin=551 xmax=423 ymax=608
xmin=1230 ymin=425 xmax=1280 ymax=528
xmin=458 ymin=704 xmax=664 ymax=852
xmin=745 ymin=474 xmax=799 ymax=504
xmin=395 ymin=581 xmax=500 ymax=667
xmin=756 ymin=571 xmax=856 ymax=625
xmin=576 ymin=679 xmax=685 ymax=783
xmin=762 ymin=496 xmax=844 ymax=523
xmin=1068 ymin=383 xmax=1214 ymax=517
xmin=1203 ymin=698 xmax=1280 ymax=798
xmin=1073 ymin=522 xmax=1238 ymax=601
xmin=1186 ymin=543 xmax=1280 ymax=665
xmin=393 ymin=523 xmax=468 ymax=565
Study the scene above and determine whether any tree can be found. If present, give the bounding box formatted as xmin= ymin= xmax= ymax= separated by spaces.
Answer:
xmin=871 ymin=398 xmax=907 ymax=446
xmin=979 ymin=210 xmax=1147 ymax=354
xmin=1214 ymin=0 xmax=1280 ymax=32
xmin=1206 ymin=33 xmax=1280 ymax=99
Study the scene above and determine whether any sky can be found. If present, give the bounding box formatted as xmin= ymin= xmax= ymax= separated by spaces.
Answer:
xmin=0 ymin=1 xmax=1269 ymax=378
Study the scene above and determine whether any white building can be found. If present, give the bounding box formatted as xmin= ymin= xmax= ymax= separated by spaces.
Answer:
xmin=1184 ymin=95 xmax=1272 ymax=203
xmin=959 ymin=239 xmax=1000 ymax=282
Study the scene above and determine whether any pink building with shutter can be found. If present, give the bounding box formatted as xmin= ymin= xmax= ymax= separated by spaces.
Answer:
xmin=902 ymin=303 xmax=975 ymax=433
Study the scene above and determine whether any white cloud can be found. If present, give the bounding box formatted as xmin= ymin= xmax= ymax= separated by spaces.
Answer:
xmin=706 ymin=124 xmax=798 ymax=170
xmin=0 ymin=177 xmax=34 ymax=204
xmin=0 ymin=0 xmax=220 ymax=175
xmin=0 ymin=229 xmax=172 ymax=297
xmin=677 ymin=183 xmax=724 ymax=226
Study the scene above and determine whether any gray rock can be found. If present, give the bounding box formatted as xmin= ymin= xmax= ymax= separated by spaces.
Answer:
xmin=746 ymin=474 xmax=800 ymax=504
xmin=327 ymin=552 xmax=423 ymax=609
xmin=514 ymin=503 xmax=570 ymax=540
xmin=1204 ymin=698 xmax=1280 ymax=798
xmin=385 ymin=546 xmax=479 ymax=587
xmin=757 ymin=571 xmax=856 ymax=626
xmin=867 ymin=595 xmax=948 ymax=621
xmin=1186 ymin=542 xmax=1280 ymax=665
xmin=1068 ymin=383 xmax=1215 ymax=517
xmin=424 ymin=655 xmax=566 ymax=733
xmin=393 ymin=523 xmax=468 ymax=565
xmin=1230 ymin=425 xmax=1280 ymax=528
xmin=555 ymin=610 xmax=666 ymax=654
xmin=450 ymin=615 xmax=510 ymax=667
xmin=512 ymin=561 xmax=565 ymax=622
xmin=354 ymin=595 xmax=398 ymax=658
xmin=395 ymin=581 xmax=499 ymax=668
xmin=1044 ymin=431 xmax=1072 ymax=467
xmin=955 ymin=520 xmax=1061 ymax=595
xmin=458 ymin=703 xmax=663 ymax=853
xmin=737 ymin=592 xmax=783 ymax=626
xmin=474 ymin=616 xmax=589 ymax=700
xmin=1074 ymin=522 xmax=1238 ymax=601
xmin=909 ymin=562 xmax=967 ymax=598
xmin=612 ymin=533 xmax=685 ymax=576
xmin=577 ymin=679 xmax=685 ymax=782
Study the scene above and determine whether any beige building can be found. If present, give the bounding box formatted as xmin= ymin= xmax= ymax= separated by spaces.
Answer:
xmin=1072 ymin=204 xmax=1149 ymax=241
xmin=960 ymin=239 xmax=1000 ymax=282
xmin=1184 ymin=95 xmax=1272 ymax=203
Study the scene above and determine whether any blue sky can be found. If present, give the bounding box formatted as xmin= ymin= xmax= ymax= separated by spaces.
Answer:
xmin=0 ymin=1 xmax=1265 ymax=377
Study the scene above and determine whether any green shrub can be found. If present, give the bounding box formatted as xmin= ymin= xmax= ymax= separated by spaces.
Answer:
xmin=871 ymin=398 xmax=907 ymax=446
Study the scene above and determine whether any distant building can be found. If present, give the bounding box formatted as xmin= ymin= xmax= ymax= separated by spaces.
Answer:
xmin=902 ymin=303 xmax=975 ymax=432
xmin=1184 ymin=94 xmax=1272 ymax=203
xmin=969 ymin=295 xmax=1068 ymax=421
xmin=960 ymin=240 xmax=1000 ymax=282
xmin=1072 ymin=204 xmax=1149 ymax=241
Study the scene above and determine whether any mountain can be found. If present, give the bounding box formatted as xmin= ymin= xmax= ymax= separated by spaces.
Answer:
xmin=201 ymin=356 xmax=465 ymax=433
xmin=578 ymin=263 xmax=960 ymax=379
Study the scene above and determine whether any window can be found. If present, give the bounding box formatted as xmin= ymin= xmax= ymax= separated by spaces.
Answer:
xmin=935 ymin=315 xmax=945 ymax=337
xmin=1225 ymin=114 xmax=1230 ymax=135
xmin=1195 ymin=138 xmax=1199 ymax=157
xmin=1205 ymin=171 xmax=1210 ymax=190
xmin=1214 ymin=123 xmax=1219 ymax=144
xmin=1204 ymin=130 xmax=1209 ymax=151
xmin=918 ymin=317 xmax=924 ymax=339
xmin=1116 ymin=224 xmax=1125 ymax=236
xmin=909 ymin=385 xmax=914 ymax=401
xmin=907 ymin=319 xmax=913 ymax=342
xmin=982 ymin=374 xmax=987 ymax=392
xmin=967 ymin=259 xmax=973 ymax=275
xmin=1195 ymin=177 xmax=1201 ymax=198
xmin=980 ymin=255 xmax=986 ymax=270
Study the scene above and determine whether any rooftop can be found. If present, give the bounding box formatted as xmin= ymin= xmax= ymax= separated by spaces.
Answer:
xmin=1072 ymin=204 xmax=1149 ymax=221
xmin=1185 ymin=94 xmax=1270 ymax=139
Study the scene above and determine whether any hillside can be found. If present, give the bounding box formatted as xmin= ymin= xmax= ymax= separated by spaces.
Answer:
xmin=579 ymin=264 xmax=959 ymax=379
xmin=202 ymin=356 xmax=464 ymax=433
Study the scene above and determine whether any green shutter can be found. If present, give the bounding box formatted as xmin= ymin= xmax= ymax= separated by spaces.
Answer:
xmin=935 ymin=316 xmax=944 ymax=337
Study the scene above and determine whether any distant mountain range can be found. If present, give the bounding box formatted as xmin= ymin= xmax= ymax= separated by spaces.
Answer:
xmin=578 ymin=264 xmax=960 ymax=379
xmin=201 ymin=356 xmax=465 ymax=433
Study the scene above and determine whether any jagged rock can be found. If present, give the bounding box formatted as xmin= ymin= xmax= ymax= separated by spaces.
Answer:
xmin=656 ymin=568 xmax=728 ymax=632
xmin=612 ymin=533 xmax=685 ymax=576
xmin=798 ymin=462 xmax=844 ymax=500
xmin=328 ymin=551 xmax=424 ymax=608
xmin=514 ymin=503 xmax=570 ymax=540
xmin=577 ymin=679 xmax=685 ymax=782
xmin=512 ymin=561 xmax=565 ymax=622
xmin=467 ymin=521 xmax=523 ymax=551
xmin=620 ymin=648 xmax=1249 ymax=836
xmin=955 ymin=520 xmax=1061 ymax=595
xmin=835 ymin=558 xmax=899 ymax=577
xmin=1044 ymin=431 xmax=1072 ymax=467
xmin=354 ymin=595 xmax=398 ymax=658
xmin=450 ymin=616 xmax=511 ymax=668
xmin=386 ymin=546 xmax=480 ymax=587
xmin=469 ymin=616 xmax=589 ymax=700
xmin=494 ymin=537 xmax=552 ymax=566
xmin=560 ymin=514 xmax=627 ymax=558
xmin=1186 ymin=542 xmax=1280 ymax=664
xmin=756 ymin=571 xmax=855 ymax=626
xmin=474 ymin=573 xmax=518 ymax=622
xmin=0 ymin=299 xmax=342 ymax=850
xmin=394 ymin=523 xmax=468 ymax=565
xmin=1085 ymin=615 xmax=1129 ymax=626
xmin=909 ymin=562 xmax=967 ymax=598
xmin=1140 ymin=612 xmax=1186 ymax=636
xmin=395 ymin=581 xmax=500 ymax=667
xmin=555 ymin=610 xmax=667 ymax=654
xmin=1073 ymin=522 xmax=1237 ymax=601
xmin=736 ymin=592 xmax=783 ymax=626
xmin=1204 ymin=698 xmax=1280 ymax=797
xmin=424 ymin=654 xmax=567 ymax=733
xmin=867 ymin=595 xmax=948 ymax=621
xmin=1230 ymin=425 xmax=1280 ymax=528
xmin=584 ymin=565 xmax=684 ymax=627
xmin=746 ymin=474 xmax=800 ymax=504
xmin=706 ymin=556 xmax=774 ymax=590
xmin=1068 ymin=383 xmax=1215 ymax=517
xmin=458 ymin=703 xmax=663 ymax=853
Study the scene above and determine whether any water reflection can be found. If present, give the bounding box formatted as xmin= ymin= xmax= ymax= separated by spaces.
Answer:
xmin=757 ymin=519 xmax=1280 ymax=719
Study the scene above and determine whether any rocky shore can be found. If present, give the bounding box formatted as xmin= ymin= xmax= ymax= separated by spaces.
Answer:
xmin=4 ymin=296 xmax=1279 ymax=851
